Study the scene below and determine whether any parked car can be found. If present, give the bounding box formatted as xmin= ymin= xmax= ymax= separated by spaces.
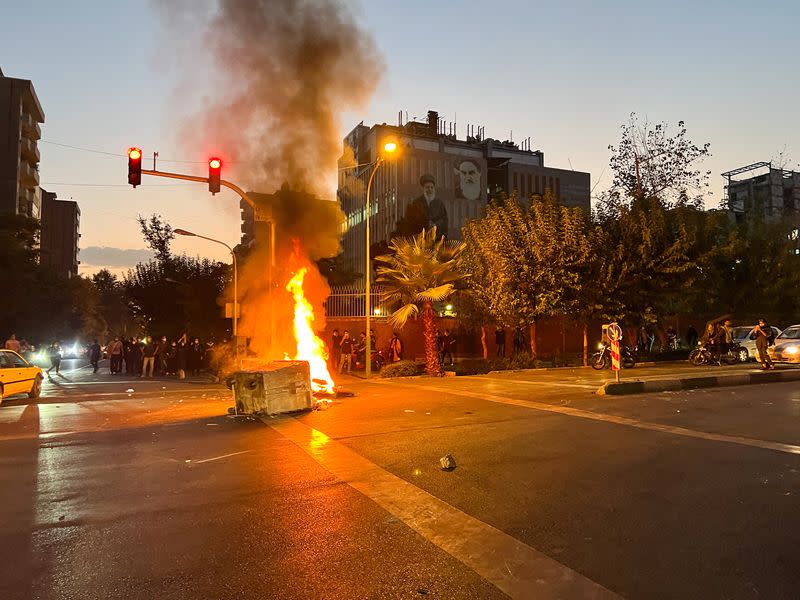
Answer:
xmin=768 ymin=325 xmax=800 ymax=364
xmin=0 ymin=349 xmax=44 ymax=400
xmin=731 ymin=325 xmax=782 ymax=361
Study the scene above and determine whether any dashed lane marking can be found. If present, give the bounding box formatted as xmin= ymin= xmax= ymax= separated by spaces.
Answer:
xmin=268 ymin=416 xmax=620 ymax=600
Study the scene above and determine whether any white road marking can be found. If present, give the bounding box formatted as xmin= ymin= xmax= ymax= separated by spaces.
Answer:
xmin=192 ymin=450 xmax=251 ymax=464
xmin=396 ymin=382 xmax=800 ymax=456
xmin=483 ymin=377 xmax=597 ymax=390
xmin=268 ymin=416 xmax=620 ymax=600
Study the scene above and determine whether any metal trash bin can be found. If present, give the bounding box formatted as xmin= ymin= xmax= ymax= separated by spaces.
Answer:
xmin=232 ymin=361 xmax=312 ymax=416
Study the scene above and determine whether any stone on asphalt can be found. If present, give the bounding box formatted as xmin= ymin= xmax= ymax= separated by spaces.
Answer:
xmin=440 ymin=454 xmax=456 ymax=471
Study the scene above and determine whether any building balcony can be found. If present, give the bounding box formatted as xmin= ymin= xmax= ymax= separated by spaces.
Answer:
xmin=19 ymin=161 xmax=40 ymax=188
xmin=21 ymin=112 xmax=42 ymax=141
xmin=20 ymin=137 xmax=40 ymax=164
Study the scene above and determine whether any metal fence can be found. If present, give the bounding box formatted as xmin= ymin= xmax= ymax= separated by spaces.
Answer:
xmin=325 ymin=284 xmax=392 ymax=318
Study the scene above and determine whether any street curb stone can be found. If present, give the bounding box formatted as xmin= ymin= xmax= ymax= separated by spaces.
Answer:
xmin=597 ymin=368 xmax=800 ymax=396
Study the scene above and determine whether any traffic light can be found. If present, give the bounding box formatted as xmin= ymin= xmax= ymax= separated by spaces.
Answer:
xmin=127 ymin=147 xmax=142 ymax=187
xmin=208 ymin=157 xmax=222 ymax=194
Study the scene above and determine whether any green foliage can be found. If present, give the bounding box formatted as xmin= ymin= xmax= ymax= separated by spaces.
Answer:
xmin=379 ymin=360 xmax=419 ymax=378
xmin=124 ymin=255 xmax=230 ymax=340
xmin=376 ymin=227 xmax=467 ymax=375
xmin=461 ymin=192 xmax=591 ymax=329
xmin=376 ymin=228 xmax=467 ymax=330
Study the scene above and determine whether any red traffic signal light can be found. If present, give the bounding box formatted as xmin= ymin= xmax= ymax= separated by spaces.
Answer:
xmin=128 ymin=147 xmax=142 ymax=187
xmin=208 ymin=157 xmax=222 ymax=194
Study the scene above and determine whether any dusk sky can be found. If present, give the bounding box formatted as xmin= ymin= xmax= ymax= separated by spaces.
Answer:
xmin=2 ymin=0 xmax=798 ymax=275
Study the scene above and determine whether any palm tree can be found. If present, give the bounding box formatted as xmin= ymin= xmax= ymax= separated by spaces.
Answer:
xmin=375 ymin=227 xmax=467 ymax=376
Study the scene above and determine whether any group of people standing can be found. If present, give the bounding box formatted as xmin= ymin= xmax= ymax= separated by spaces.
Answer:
xmin=103 ymin=334 xmax=207 ymax=379
xmin=329 ymin=329 xmax=405 ymax=374
xmin=494 ymin=327 xmax=527 ymax=357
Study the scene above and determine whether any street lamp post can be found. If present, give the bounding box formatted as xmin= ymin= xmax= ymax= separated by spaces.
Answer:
xmin=174 ymin=228 xmax=238 ymax=342
xmin=364 ymin=141 xmax=397 ymax=379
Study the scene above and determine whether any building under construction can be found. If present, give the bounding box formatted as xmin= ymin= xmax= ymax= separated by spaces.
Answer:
xmin=723 ymin=162 xmax=800 ymax=223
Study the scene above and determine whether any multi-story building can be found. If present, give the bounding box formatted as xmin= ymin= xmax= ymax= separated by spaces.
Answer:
xmin=337 ymin=110 xmax=591 ymax=273
xmin=40 ymin=189 xmax=80 ymax=278
xmin=723 ymin=162 xmax=800 ymax=223
xmin=0 ymin=68 xmax=45 ymax=218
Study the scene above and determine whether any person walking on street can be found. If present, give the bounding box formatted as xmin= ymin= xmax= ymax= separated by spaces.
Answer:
xmin=495 ymin=327 xmax=506 ymax=357
xmin=89 ymin=340 xmax=102 ymax=373
xmin=389 ymin=333 xmax=403 ymax=362
xmin=107 ymin=337 xmax=124 ymax=374
xmin=339 ymin=331 xmax=353 ymax=374
xmin=513 ymin=327 xmax=525 ymax=355
xmin=46 ymin=341 xmax=62 ymax=378
xmin=142 ymin=337 xmax=157 ymax=377
xmin=713 ymin=322 xmax=728 ymax=365
xmin=4 ymin=334 xmax=21 ymax=353
xmin=752 ymin=318 xmax=775 ymax=369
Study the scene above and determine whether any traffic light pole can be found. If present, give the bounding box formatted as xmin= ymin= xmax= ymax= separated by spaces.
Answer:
xmin=139 ymin=168 xmax=277 ymax=354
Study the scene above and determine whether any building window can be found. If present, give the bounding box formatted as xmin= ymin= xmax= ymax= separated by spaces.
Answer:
xmin=535 ymin=175 xmax=540 ymax=194
xmin=513 ymin=172 xmax=518 ymax=194
xmin=555 ymin=178 xmax=561 ymax=199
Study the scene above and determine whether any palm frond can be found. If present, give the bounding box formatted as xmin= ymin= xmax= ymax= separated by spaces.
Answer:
xmin=388 ymin=303 xmax=419 ymax=329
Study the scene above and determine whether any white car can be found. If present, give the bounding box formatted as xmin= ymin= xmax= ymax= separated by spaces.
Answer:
xmin=0 ymin=349 xmax=44 ymax=400
xmin=769 ymin=325 xmax=800 ymax=364
xmin=731 ymin=325 xmax=782 ymax=361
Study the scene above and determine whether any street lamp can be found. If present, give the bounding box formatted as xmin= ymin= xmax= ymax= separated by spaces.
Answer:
xmin=365 ymin=140 xmax=397 ymax=378
xmin=174 ymin=228 xmax=239 ymax=341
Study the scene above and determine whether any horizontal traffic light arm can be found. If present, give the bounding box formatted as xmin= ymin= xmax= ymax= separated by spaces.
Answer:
xmin=140 ymin=168 xmax=258 ymax=210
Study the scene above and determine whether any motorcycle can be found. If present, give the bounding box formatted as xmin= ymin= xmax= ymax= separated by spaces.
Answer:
xmin=352 ymin=348 xmax=386 ymax=372
xmin=688 ymin=341 xmax=746 ymax=366
xmin=590 ymin=342 xmax=636 ymax=370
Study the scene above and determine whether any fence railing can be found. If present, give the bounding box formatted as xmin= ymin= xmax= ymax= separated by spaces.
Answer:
xmin=325 ymin=285 xmax=392 ymax=318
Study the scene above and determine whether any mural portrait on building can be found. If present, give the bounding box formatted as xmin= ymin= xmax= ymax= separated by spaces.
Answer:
xmin=419 ymin=174 xmax=448 ymax=236
xmin=454 ymin=159 xmax=483 ymax=202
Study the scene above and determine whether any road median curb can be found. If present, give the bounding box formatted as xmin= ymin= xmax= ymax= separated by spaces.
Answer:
xmin=597 ymin=368 xmax=800 ymax=396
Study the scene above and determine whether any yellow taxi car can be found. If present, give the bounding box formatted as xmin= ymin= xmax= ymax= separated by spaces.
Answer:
xmin=0 ymin=349 xmax=43 ymax=400
xmin=768 ymin=324 xmax=800 ymax=364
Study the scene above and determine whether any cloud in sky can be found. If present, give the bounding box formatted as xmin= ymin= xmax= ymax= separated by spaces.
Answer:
xmin=80 ymin=246 xmax=153 ymax=269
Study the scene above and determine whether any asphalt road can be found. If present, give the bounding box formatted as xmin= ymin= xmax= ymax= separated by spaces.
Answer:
xmin=1 ymin=359 xmax=799 ymax=599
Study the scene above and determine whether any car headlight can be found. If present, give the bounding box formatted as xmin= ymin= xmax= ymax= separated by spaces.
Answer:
xmin=786 ymin=346 xmax=799 ymax=355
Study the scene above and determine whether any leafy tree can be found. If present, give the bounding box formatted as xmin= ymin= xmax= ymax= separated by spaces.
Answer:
xmin=603 ymin=113 xmax=711 ymax=208
xmin=137 ymin=214 xmax=174 ymax=263
xmin=124 ymin=255 xmax=230 ymax=340
xmin=461 ymin=192 xmax=588 ymax=357
xmin=92 ymin=269 xmax=134 ymax=336
xmin=375 ymin=228 xmax=466 ymax=376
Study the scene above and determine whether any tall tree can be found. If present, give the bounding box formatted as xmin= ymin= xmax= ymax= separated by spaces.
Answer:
xmin=603 ymin=113 xmax=712 ymax=208
xmin=137 ymin=214 xmax=174 ymax=263
xmin=461 ymin=192 xmax=588 ymax=357
xmin=376 ymin=228 xmax=466 ymax=376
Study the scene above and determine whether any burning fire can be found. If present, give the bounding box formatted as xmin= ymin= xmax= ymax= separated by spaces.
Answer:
xmin=286 ymin=267 xmax=335 ymax=394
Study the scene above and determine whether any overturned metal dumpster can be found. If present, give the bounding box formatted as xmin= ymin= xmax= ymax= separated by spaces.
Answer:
xmin=232 ymin=361 xmax=312 ymax=416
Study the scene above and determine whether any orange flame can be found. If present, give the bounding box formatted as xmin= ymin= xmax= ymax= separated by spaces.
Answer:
xmin=286 ymin=267 xmax=335 ymax=394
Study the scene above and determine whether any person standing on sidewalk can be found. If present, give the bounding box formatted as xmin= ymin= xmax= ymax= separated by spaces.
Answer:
xmin=107 ymin=337 xmax=123 ymax=374
xmin=389 ymin=333 xmax=403 ymax=362
xmin=339 ymin=331 xmax=353 ymax=374
xmin=142 ymin=338 xmax=156 ymax=377
xmin=752 ymin=318 xmax=775 ymax=370
xmin=330 ymin=329 xmax=341 ymax=373
xmin=89 ymin=340 xmax=102 ymax=373
xmin=495 ymin=327 xmax=506 ymax=357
